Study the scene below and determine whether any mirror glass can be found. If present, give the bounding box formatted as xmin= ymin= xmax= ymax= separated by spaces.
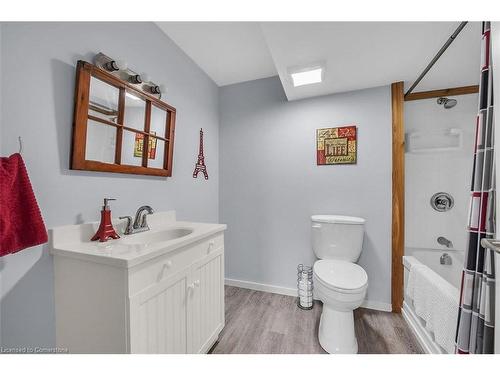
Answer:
xmin=150 ymin=104 xmax=169 ymax=138
xmin=85 ymin=119 xmax=116 ymax=163
xmin=123 ymin=91 xmax=146 ymax=131
xmin=121 ymin=130 xmax=145 ymax=166
xmin=88 ymin=77 xmax=119 ymax=123
xmin=148 ymin=138 xmax=165 ymax=169
xmin=73 ymin=63 xmax=175 ymax=176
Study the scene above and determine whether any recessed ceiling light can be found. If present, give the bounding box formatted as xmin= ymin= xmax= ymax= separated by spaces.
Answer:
xmin=290 ymin=67 xmax=323 ymax=87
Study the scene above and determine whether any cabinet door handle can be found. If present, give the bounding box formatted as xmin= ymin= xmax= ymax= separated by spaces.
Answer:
xmin=208 ymin=241 xmax=215 ymax=252
xmin=187 ymin=283 xmax=195 ymax=293
xmin=194 ymin=280 xmax=200 ymax=287
xmin=158 ymin=260 xmax=173 ymax=282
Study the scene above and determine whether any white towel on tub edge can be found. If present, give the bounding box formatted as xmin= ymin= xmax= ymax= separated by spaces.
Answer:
xmin=406 ymin=263 xmax=459 ymax=353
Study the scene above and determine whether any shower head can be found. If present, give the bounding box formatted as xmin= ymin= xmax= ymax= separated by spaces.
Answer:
xmin=444 ymin=98 xmax=457 ymax=109
xmin=437 ymin=97 xmax=457 ymax=109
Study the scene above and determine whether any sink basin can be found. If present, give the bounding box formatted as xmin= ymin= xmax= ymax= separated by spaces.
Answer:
xmin=122 ymin=228 xmax=193 ymax=245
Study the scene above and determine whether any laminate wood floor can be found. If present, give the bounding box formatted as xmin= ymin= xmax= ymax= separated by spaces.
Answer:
xmin=210 ymin=286 xmax=423 ymax=354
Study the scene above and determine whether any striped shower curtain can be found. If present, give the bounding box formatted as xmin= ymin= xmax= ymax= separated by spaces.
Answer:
xmin=455 ymin=21 xmax=496 ymax=354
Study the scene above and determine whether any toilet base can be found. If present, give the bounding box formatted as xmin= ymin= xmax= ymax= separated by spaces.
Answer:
xmin=318 ymin=305 xmax=358 ymax=354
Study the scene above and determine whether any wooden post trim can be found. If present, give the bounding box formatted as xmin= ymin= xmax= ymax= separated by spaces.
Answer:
xmin=391 ymin=82 xmax=405 ymax=313
xmin=404 ymin=85 xmax=479 ymax=101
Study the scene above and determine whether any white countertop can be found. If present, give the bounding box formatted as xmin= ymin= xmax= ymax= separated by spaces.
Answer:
xmin=49 ymin=211 xmax=226 ymax=268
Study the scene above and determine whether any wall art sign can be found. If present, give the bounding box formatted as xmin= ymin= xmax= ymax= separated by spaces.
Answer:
xmin=193 ymin=128 xmax=209 ymax=180
xmin=134 ymin=132 xmax=157 ymax=159
xmin=316 ymin=125 xmax=357 ymax=165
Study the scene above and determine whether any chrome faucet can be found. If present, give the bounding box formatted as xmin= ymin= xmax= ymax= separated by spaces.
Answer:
xmin=437 ymin=236 xmax=453 ymax=248
xmin=119 ymin=205 xmax=154 ymax=235
xmin=440 ymin=253 xmax=452 ymax=265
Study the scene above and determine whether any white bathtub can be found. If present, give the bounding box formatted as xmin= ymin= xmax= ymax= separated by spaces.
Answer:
xmin=402 ymin=247 xmax=464 ymax=354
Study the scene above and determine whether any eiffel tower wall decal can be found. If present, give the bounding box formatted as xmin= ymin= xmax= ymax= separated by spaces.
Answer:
xmin=193 ymin=128 xmax=209 ymax=180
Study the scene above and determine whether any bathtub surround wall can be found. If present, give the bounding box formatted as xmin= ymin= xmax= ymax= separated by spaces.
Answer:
xmin=0 ymin=23 xmax=219 ymax=348
xmin=405 ymin=94 xmax=477 ymax=252
xmin=220 ymin=77 xmax=393 ymax=308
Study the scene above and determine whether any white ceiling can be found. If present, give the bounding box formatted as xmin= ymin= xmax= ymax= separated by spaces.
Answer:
xmin=157 ymin=22 xmax=481 ymax=101
xmin=157 ymin=22 xmax=277 ymax=86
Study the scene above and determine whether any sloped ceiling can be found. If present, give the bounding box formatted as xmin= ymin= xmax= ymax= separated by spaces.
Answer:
xmin=157 ymin=22 xmax=481 ymax=101
xmin=157 ymin=22 xmax=277 ymax=86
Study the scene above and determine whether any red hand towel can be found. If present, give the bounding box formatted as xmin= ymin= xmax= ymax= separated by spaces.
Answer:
xmin=0 ymin=153 xmax=48 ymax=256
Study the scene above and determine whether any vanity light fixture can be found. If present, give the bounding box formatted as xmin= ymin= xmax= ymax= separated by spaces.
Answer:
xmin=145 ymin=84 xmax=166 ymax=97
xmin=158 ymin=84 xmax=167 ymax=98
xmin=148 ymin=85 xmax=161 ymax=95
xmin=103 ymin=59 xmax=128 ymax=72
xmin=128 ymin=74 xmax=142 ymax=84
xmin=289 ymin=64 xmax=325 ymax=87
xmin=94 ymin=53 xmax=166 ymax=99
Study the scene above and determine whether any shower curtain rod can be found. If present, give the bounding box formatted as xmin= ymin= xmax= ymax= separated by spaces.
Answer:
xmin=404 ymin=21 xmax=468 ymax=98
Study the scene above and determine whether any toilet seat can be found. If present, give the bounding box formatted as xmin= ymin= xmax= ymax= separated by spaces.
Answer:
xmin=314 ymin=259 xmax=368 ymax=294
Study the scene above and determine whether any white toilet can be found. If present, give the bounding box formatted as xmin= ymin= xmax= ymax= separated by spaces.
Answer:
xmin=311 ymin=215 xmax=368 ymax=354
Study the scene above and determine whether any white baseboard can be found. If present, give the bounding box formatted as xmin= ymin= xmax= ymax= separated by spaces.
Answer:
xmin=361 ymin=300 xmax=392 ymax=312
xmin=225 ymin=278 xmax=297 ymax=297
xmin=225 ymin=278 xmax=392 ymax=312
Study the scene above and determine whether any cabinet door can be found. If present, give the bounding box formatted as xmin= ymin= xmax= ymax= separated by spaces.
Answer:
xmin=129 ymin=267 xmax=190 ymax=353
xmin=188 ymin=248 xmax=225 ymax=353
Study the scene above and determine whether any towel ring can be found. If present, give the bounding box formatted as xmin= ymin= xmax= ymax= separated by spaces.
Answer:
xmin=18 ymin=136 xmax=23 ymax=154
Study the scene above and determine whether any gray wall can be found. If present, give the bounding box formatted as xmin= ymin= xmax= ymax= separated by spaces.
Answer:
xmin=0 ymin=22 xmax=219 ymax=348
xmin=219 ymin=77 xmax=392 ymax=306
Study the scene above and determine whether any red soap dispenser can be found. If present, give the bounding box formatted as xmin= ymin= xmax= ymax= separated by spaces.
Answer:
xmin=91 ymin=198 xmax=120 ymax=242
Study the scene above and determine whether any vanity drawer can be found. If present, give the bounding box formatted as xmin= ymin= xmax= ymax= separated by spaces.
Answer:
xmin=128 ymin=234 xmax=224 ymax=296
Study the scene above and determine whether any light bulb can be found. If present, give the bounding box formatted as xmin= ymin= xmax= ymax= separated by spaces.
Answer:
xmin=149 ymin=85 xmax=161 ymax=95
xmin=128 ymin=74 xmax=142 ymax=84
xmin=103 ymin=59 xmax=128 ymax=72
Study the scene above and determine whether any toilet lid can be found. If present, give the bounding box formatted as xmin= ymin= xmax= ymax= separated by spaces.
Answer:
xmin=311 ymin=215 xmax=365 ymax=225
xmin=314 ymin=260 xmax=368 ymax=292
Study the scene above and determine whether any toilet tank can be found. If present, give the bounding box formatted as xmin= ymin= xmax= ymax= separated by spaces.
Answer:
xmin=311 ymin=215 xmax=365 ymax=262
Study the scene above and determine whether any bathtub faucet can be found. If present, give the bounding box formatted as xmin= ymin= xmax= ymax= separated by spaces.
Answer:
xmin=440 ymin=253 xmax=452 ymax=265
xmin=437 ymin=236 xmax=453 ymax=248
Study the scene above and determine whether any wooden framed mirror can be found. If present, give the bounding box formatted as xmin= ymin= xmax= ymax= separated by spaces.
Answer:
xmin=71 ymin=61 xmax=176 ymax=177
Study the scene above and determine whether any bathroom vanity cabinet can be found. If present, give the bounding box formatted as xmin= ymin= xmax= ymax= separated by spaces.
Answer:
xmin=50 ymin=212 xmax=226 ymax=353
